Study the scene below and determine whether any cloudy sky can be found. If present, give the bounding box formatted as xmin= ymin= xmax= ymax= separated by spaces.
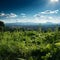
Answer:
xmin=0 ymin=0 xmax=60 ymax=23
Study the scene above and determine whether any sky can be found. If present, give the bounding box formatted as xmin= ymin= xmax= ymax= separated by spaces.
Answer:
xmin=0 ymin=0 xmax=60 ymax=23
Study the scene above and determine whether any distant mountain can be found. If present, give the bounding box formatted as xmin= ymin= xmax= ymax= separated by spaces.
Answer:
xmin=40 ymin=22 xmax=60 ymax=26
xmin=45 ymin=22 xmax=54 ymax=24
xmin=5 ymin=22 xmax=60 ymax=27
xmin=5 ymin=22 xmax=60 ymax=31
xmin=5 ymin=22 xmax=39 ymax=27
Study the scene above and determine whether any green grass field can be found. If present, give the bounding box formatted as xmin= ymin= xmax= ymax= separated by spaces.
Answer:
xmin=0 ymin=30 xmax=60 ymax=60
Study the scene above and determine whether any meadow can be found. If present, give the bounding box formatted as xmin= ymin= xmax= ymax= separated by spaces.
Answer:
xmin=0 ymin=28 xmax=60 ymax=60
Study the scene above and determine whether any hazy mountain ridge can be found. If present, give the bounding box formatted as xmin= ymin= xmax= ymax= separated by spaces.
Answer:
xmin=5 ymin=22 xmax=60 ymax=26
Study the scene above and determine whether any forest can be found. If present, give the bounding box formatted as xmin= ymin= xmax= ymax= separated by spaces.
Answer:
xmin=0 ymin=21 xmax=60 ymax=60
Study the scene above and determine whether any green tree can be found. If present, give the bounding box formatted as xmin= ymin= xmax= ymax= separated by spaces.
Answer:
xmin=0 ymin=21 xmax=5 ymax=31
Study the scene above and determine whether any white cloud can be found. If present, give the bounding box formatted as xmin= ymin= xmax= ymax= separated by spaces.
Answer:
xmin=21 ymin=13 xmax=26 ymax=18
xmin=33 ymin=10 xmax=60 ymax=23
xmin=6 ymin=13 xmax=17 ymax=18
xmin=0 ymin=12 xmax=17 ymax=18
xmin=1 ymin=16 xmax=60 ymax=24
xmin=0 ymin=10 xmax=60 ymax=24
xmin=34 ymin=10 xmax=59 ymax=19
xmin=41 ymin=10 xmax=59 ymax=14
xmin=16 ymin=17 xmax=47 ymax=23
xmin=0 ymin=13 xmax=5 ymax=16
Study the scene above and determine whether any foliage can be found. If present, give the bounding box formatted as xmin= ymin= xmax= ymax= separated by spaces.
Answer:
xmin=0 ymin=28 xmax=60 ymax=60
xmin=0 ymin=21 xmax=5 ymax=31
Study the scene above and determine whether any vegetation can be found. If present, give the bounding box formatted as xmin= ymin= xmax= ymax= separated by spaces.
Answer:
xmin=0 ymin=27 xmax=60 ymax=60
xmin=0 ymin=21 xmax=60 ymax=60
xmin=0 ymin=21 xmax=5 ymax=31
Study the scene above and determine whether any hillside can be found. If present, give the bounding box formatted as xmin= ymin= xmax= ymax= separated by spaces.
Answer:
xmin=0 ymin=29 xmax=60 ymax=60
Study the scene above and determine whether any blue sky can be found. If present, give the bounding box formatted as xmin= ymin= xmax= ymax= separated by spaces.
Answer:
xmin=0 ymin=0 xmax=60 ymax=23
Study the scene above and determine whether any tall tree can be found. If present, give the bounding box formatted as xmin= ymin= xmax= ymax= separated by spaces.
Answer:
xmin=0 ymin=21 xmax=5 ymax=31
